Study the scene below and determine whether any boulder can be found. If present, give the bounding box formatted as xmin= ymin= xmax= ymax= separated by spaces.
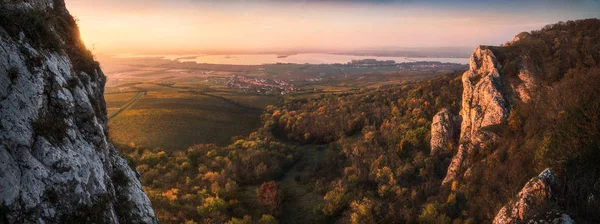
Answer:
xmin=430 ymin=108 xmax=459 ymax=156
xmin=493 ymin=169 xmax=573 ymax=224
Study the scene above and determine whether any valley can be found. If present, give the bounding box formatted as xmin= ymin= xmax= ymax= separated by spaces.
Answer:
xmin=105 ymin=19 xmax=600 ymax=224
xmin=102 ymin=55 xmax=466 ymax=150
xmin=1 ymin=0 xmax=597 ymax=223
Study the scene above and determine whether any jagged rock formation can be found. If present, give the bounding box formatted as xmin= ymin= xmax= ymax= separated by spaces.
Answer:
xmin=430 ymin=108 xmax=459 ymax=156
xmin=0 ymin=0 xmax=157 ymax=223
xmin=442 ymin=46 xmax=510 ymax=185
xmin=492 ymin=169 xmax=574 ymax=224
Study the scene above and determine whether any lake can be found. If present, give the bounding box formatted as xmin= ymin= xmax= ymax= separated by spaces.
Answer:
xmin=114 ymin=53 xmax=469 ymax=65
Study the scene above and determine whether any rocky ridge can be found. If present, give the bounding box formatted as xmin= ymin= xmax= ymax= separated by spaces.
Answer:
xmin=0 ymin=0 xmax=157 ymax=223
xmin=442 ymin=46 xmax=510 ymax=185
xmin=437 ymin=33 xmax=583 ymax=223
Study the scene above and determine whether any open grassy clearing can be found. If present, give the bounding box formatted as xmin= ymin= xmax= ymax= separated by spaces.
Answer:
xmin=237 ymin=145 xmax=327 ymax=224
xmin=108 ymin=91 xmax=263 ymax=150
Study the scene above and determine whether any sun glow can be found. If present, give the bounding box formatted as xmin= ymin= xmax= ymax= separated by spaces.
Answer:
xmin=65 ymin=0 xmax=600 ymax=54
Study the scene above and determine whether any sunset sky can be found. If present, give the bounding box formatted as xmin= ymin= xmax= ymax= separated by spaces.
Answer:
xmin=65 ymin=0 xmax=600 ymax=54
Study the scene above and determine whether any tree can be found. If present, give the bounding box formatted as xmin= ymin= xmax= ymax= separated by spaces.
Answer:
xmin=257 ymin=181 xmax=284 ymax=214
xmin=197 ymin=196 xmax=228 ymax=222
xmin=257 ymin=214 xmax=279 ymax=224
xmin=418 ymin=203 xmax=451 ymax=224
xmin=349 ymin=198 xmax=378 ymax=224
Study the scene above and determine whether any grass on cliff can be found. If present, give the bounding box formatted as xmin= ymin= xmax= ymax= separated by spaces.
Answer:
xmin=0 ymin=3 xmax=100 ymax=77
xmin=0 ymin=7 xmax=61 ymax=51
xmin=32 ymin=110 xmax=67 ymax=146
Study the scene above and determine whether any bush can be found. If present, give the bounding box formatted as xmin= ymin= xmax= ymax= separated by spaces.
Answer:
xmin=112 ymin=167 xmax=130 ymax=187
xmin=7 ymin=67 xmax=18 ymax=82
xmin=257 ymin=214 xmax=279 ymax=224
xmin=63 ymin=194 xmax=110 ymax=224
xmin=0 ymin=5 xmax=102 ymax=77
xmin=67 ymin=77 xmax=79 ymax=90
xmin=78 ymin=72 xmax=90 ymax=85
xmin=32 ymin=110 xmax=68 ymax=146
xmin=197 ymin=196 xmax=227 ymax=218
xmin=0 ymin=7 xmax=61 ymax=51
xmin=418 ymin=203 xmax=451 ymax=224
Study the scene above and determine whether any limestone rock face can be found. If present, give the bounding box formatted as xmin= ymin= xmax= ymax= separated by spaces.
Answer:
xmin=430 ymin=108 xmax=459 ymax=156
xmin=442 ymin=46 xmax=510 ymax=185
xmin=0 ymin=0 xmax=157 ymax=223
xmin=513 ymin=69 xmax=536 ymax=102
xmin=492 ymin=169 xmax=573 ymax=224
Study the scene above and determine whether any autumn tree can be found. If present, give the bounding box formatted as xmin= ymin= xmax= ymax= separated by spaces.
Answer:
xmin=257 ymin=181 xmax=284 ymax=215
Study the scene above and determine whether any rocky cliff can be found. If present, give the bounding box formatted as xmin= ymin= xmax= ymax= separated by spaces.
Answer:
xmin=0 ymin=0 xmax=157 ymax=223
xmin=493 ymin=169 xmax=574 ymax=224
xmin=442 ymin=46 xmax=510 ymax=185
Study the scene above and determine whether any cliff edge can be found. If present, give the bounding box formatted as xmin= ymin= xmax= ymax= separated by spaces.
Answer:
xmin=0 ymin=0 xmax=157 ymax=223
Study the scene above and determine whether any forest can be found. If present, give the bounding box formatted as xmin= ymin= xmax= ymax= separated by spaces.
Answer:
xmin=116 ymin=19 xmax=600 ymax=223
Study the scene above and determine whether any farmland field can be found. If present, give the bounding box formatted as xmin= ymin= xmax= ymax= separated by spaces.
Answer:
xmin=108 ymin=91 xmax=263 ymax=150
xmin=105 ymin=92 xmax=139 ymax=115
xmin=102 ymin=55 xmax=467 ymax=151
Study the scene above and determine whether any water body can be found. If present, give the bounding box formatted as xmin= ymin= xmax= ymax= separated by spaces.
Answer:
xmin=115 ymin=53 xmax=470 ymax=65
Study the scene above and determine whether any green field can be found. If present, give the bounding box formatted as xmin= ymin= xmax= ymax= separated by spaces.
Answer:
xmin=108 ymin=91 xmax=264 ymax=150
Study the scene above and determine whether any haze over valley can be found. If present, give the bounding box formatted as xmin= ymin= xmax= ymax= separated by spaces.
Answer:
xmin=0 ymin=0 xmax=599 ymax=224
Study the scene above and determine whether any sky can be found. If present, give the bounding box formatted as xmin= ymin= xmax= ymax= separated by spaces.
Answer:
xmin=65 ymin=0 xmax=600 ymax=55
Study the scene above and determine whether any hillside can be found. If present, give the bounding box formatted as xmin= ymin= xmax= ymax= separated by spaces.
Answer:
xmin=2 ymin=2 xmax=596 ymax=222
xmin=110 ymin=19 xmax=600 ymax=223
xmin=448 ymin=18 xmax=600 ymax=222
xmin=0 ymin=0 xmax=156 ymax=223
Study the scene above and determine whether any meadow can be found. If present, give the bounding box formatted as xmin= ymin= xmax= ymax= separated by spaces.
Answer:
xmin=108 ymin=91 xmax=264 ymax=149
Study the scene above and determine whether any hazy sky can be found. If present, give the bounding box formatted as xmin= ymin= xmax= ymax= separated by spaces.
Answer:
xmin=65 ymin=0 xmax=600 ymax=54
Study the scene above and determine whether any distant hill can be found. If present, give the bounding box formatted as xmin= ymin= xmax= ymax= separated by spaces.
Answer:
xmin=333 ymin=46 xmax=474 ymax=58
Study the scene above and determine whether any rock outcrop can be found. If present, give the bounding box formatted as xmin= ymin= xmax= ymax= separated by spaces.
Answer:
xmin=0 ymin=0 xmax=157 ymax=223
xmin=492 ymin=169 xmax=574 ymax=224
xmin=512 ymin=68 xmax=536 ymax=102
xmin=430 ymin=108 xmax=459 ymax=156
xmin=442 ymin=46 xmax=510 ymax=185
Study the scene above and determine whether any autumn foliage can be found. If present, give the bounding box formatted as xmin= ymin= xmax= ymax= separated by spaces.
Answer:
xmin=257 ymin=181 xmax=284 ymax=214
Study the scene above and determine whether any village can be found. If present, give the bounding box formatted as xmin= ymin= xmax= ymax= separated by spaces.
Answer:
xmin=226 ymin=75 xmax=297 ymax=95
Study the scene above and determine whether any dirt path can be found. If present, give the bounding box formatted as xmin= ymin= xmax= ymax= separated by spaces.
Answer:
xmin=238 ymin=146 xmax=326 ymax=223
xmin=280 ymin=146 xmax=326 ymax=224
xmin=107 ymin=91 xmax=146 ymax=120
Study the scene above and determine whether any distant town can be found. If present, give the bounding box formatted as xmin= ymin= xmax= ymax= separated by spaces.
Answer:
xmin=224 ymin=60 xmax=465 ymax=95
xmin=343 ymin=59 xmax=464 ymax=70
xmin=227 ymin=75 xmax=297 ymax=95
